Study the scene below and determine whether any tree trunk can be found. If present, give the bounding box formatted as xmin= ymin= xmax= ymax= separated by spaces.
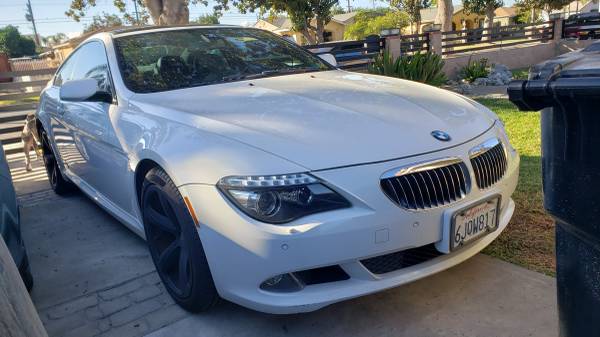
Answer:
xmin=483 ymin=4 xmax=495 ymax=41
xmin=301 ymin=28 xmax=317 ymax=45
xmin=435 ymin=0 xmax=454 ymax=32
xmin=144 ymin=0 xmax=189 ymax=25
xmin=316 ymin=18 xmax=325 ymax=44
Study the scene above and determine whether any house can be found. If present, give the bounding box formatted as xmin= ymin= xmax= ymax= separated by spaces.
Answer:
xmin=48 ymin=26 xmax=125 ymax=62
xmin=417 ymin=5 xmax=519 ymax=33
xmin=547 ymin=0 xmax=599 ymax=19
xmin=418 ymin=6 xmax=484 ymax=33
xmin=493 ymin=7 xmax=519 ymax=26
xmin=254 ymin=12 xmax=357 ymax=44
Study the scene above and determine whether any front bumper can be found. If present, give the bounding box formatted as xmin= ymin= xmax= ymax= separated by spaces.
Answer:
xmin=180 ymin=127 xmax=519 ymax=314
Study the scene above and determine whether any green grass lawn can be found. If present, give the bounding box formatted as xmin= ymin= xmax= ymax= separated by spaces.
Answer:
xmin=511 ymin=68 xmax=530 ymax=80
xmin=476 ymin=98 xmax=555 ymax=276
xmin=0 ymin=96 xmax=39 ymax=107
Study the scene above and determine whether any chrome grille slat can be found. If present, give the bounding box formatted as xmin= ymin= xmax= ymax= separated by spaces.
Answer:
xmin=394 ymin=179 xmax=410 ymax=208
xmin=424 ymin=171 xmax=439 ymax=207
xmin=385 ymin=179 xmax=400 ymax=204
xmin=442 ymin=166 xmax=457 ymax=201
xmin=482 ymin=154 xmax=493 ymax=187
xmin=488 ymin=147 xmax=499 ymax=180
xmin=470 ymin=141 xmax=508 ymax=189
xmin=434 ymin=169 xmax=451 ymax=203
xmin=409 ymin=175 xmax=425 ymax=209
xmin=380 ymin=160 xmax=470 ymax=210
xmin=416 ymin=172 xmax=432 ymax=208
xmin=401 ymin=176 xmax=418 ymax=209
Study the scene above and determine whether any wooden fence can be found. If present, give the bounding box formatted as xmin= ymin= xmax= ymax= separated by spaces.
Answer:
xmin=399 ymin=32 xmax=429 ymax=54
xmin=0 ymin=64 xmax=56 ymax=155
xmin=442 ymin=21 xmax=555 ymax=55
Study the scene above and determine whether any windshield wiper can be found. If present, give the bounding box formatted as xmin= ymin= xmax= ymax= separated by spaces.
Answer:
xmin=222 ymin=67 xmax=320 ymax=82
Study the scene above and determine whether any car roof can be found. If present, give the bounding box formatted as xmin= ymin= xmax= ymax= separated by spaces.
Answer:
xmin=108 ymin=24 xmax=243 ymax=37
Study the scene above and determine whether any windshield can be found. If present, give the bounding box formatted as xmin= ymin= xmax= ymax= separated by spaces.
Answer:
xmin=114 ymin=28 xmax=331 ymax=93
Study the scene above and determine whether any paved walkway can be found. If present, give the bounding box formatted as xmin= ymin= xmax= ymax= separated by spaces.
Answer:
xmin=9 ymin=152 xmax=558 ymax=337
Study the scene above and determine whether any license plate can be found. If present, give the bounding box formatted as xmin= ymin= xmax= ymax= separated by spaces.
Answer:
xmin=451 ymin=197 xmax=500 ymax=251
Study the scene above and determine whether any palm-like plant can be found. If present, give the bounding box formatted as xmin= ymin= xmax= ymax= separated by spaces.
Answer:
xmin=368 ymin=50 xmax=447 ymax=86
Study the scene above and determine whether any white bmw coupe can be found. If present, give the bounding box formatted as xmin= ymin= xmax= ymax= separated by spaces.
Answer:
xmin=36 ymin=25 xmax=519 ymax=314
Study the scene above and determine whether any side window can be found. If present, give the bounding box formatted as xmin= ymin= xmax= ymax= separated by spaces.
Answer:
xmin=53 ymin=53 xmax=78 ymax=87
xmin=69 ymin=41 xmax=112 ymax=93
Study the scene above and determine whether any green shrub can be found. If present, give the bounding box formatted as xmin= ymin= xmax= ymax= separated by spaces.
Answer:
xmin=459 ymin=57 xmax=489 ymax=83
xmin=368 ymin=50 xmax=447 ymax=86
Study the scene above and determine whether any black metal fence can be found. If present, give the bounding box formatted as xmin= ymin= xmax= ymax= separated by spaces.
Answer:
xmin=562 ymin=14 xmax=600 ymax=39
xmin=305 ymin=35 xmax=385 ymax=70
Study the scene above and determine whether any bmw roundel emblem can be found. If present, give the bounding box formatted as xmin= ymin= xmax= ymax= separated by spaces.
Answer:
xmin=431 ymin=130 xmax=451 ymax=141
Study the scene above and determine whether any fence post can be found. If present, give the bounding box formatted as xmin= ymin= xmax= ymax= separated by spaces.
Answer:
xmin=0 ymin=53 xmax=10 ymax=83
xmin=385 ymin=36 xmax=402 ymax=59
xmin=553 ymin=18 xmax=563 ymax=41
xmin=428 ymin=30 xmax=443 ymax=56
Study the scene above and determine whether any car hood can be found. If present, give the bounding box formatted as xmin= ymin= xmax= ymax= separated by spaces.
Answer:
xmin=131 ymin=70 xmax=495 ymax=170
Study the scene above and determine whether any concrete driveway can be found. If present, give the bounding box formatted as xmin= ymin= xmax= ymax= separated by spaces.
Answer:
xmin=8 ymin=152 xmax=558 ymax=337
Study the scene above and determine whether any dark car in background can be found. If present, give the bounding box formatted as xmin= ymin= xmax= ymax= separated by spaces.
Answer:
xmin=0 ymin=141 xmax=33 ymax=291
xmin=564 ymin=12 xmax=600 ymax=39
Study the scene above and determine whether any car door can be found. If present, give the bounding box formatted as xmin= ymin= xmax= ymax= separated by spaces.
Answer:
xmin=44 ymin=51 xmax=78 ymax=171
xmin=57 ymin=41 xmax=134 ymax=214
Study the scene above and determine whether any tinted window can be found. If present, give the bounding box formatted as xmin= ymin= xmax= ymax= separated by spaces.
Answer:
xmin=114 ymin=28 xmax=331 ymax=93
xmin=54 ymin=53 xmax=78 ymax=86
xmin=69 ymin=41 xmax=111 ymax=92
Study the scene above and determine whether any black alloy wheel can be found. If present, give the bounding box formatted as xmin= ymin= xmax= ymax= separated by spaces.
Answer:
xmin=40 ymin=130 xmax=74 ymax=195
xmin=141 ymin=167 xmax=218 ymax=312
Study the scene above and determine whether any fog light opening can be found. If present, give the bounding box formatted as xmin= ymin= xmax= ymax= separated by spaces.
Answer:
xmin=260 ymin=273 xmax=304 ymax=293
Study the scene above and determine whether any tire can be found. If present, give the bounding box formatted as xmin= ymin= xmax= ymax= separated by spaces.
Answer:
xmin=40 ymin=129 xmax=75 ymax=195
xmin=141 ymin=167 xmax=218 ymax=312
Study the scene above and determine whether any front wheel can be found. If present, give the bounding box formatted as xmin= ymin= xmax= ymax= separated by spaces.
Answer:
xmin=141 ymin=167 xmax=218 ymax=312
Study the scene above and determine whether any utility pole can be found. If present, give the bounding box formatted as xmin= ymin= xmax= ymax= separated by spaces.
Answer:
xmin=346 ymin=0 xmax=351 ymax=12
xmin=132 ymin=0 xmax=140 ymax=25
xmin=25 ymin=0 xmax=40 ymax=47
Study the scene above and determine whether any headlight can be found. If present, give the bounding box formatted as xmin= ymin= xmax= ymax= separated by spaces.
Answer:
xmin=217 ymin=173 xmax=350 ymax=224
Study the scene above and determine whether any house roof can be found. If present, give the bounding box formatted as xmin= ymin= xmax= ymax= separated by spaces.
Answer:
xmin=257 ymin=12 xmax=357 ymax=31
xmin=420 ymin=5 xmax=464 ymax=23
xmin=331 ymin=12 xmax=357 ymax=24
xmin=494 ymin=7 xmax=518 ymax=18
xmin=548 ymin=0 xmax=597 ymax=14
xmin=271 ymin=16 xmax=293 ymax=30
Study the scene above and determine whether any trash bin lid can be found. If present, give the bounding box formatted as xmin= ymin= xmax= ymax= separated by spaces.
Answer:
xmin=508 ymin=44 xmax=600 ymax=111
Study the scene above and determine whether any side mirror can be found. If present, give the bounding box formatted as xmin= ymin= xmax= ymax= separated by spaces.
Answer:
xmin=60 ymin=78 xmax=111 ymax=103
xmin=318 ymin=53 xmax=337 ymax=67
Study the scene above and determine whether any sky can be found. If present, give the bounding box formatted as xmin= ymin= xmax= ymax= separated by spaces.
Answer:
xmin=0 ymin=0 xmax=515 ymax=38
